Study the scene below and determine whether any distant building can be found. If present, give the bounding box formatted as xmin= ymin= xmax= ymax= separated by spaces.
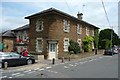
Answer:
xmin=25 ymin=8 xmax=99 ymax=59
xmin=1 ymin=30 xmax=15 ymax=52
xmin=12 ymin=24 xmax=29 ymax=53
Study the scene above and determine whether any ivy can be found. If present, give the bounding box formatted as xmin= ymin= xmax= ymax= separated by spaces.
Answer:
xmin=83 ymin=36 xmax=94 ymax=52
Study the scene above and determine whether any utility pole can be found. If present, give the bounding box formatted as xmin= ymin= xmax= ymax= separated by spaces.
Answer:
xmin=111 ymin=26 xmax=113 ymax=48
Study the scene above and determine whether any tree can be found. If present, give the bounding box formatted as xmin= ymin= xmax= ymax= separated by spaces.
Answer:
xmin=99 ymin=29 xmax=119 ymax=49
xmin=68 ymin=40 xmax=80 ymax=54
xmin=105 ymin=39 xmax=112 ymax=49
xmin=83 ymin=36 xmax=94 ymax=52
xmin=94 ymin=29 xmax=99 ymax=49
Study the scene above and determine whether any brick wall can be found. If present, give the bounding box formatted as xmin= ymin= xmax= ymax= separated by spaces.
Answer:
xmin=28 ymin=13 xmax=96 ymax=59
xmin=3 ymin=38 xmax=14 ymax=52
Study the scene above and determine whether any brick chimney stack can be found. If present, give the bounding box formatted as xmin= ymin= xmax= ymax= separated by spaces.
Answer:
xmin=77 ymin=12 xmax=83 ymax=20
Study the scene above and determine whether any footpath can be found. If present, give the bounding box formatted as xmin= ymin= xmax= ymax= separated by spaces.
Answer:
xmin=2 ymin=49 xmax=104 ymax=72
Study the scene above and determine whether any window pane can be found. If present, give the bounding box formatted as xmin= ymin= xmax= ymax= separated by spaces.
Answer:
xmin=38 ymin=40 xmax=42 ymax=51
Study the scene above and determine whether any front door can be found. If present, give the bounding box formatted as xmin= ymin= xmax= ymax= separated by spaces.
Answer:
xmin=49 ymin=43 xmax=57 ymax=59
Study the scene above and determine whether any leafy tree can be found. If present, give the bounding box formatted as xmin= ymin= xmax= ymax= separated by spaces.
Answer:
xmin=105 ymin=39 xmax=112 ymax=49
xmin=94 ymin=29 xmax=99 ymax=49
xmin=68 ymin=40 xmax=80 ymax=54
xmin=83 ymin=36 xmax=94 ymax=52
xmin=99 ymin=29 xmax=119 ymax=49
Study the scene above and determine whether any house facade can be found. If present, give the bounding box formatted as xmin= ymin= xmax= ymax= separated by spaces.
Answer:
xmin=1 ymin=30 xmax=15 ymax=52
xmin=12 ymin=24 xmax=29 ymax=53
xmin=25 ymin=8 xmax=99 ymax=59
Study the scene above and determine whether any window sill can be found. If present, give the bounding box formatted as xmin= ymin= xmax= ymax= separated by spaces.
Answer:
xmin=36 ymin=29 xmax=43 ymax=32
xmin=64 ymin=30 xmax=69 ymax=33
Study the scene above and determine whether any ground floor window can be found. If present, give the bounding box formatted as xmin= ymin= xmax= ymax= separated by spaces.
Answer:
xmin=64 ymin=38 xmax=69 ymax=52
xmin=36 ymin=38 xmax=43 ymax=52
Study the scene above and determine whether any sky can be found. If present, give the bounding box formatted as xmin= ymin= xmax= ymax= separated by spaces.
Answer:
xmin=0 ymin=0 xmax=119 ymax=35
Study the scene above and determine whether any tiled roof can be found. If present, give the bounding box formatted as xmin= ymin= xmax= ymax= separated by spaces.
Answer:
xmin=25 ymin=8 xmax=99 ymax=29
xmin=2 ymin=30 xmax=15 ymax=38
xmin=12 ymin=24 xmax=29 ymax=31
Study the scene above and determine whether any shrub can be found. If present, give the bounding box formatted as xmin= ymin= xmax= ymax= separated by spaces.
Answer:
xmin=68 ymin=40 xmax=81 ymax=54
xmin=83 ymin=36 xmax=94 ymax=52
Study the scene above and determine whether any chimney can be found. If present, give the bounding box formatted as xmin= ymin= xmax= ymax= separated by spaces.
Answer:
xmin=77 ymin=12 xmax=83 ymax=20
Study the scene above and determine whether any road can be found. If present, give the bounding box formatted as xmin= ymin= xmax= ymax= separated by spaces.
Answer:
xmin=1 ymin=54 xmax=118 ymax=78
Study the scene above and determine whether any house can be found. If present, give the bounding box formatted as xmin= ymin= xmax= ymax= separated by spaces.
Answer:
xmin=12 ymin=24 xmax=29 ymax=53
xmin=25 ymin=8 xmax=99 ymax=59
xmin=1 ymin=30 xmax=15 ymax=52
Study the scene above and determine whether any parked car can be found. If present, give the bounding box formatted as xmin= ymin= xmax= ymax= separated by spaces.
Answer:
xmin=104 ymin=46 xmax=119 ymax=55
xmin=0 ymin=52 xmax=35 ymax=68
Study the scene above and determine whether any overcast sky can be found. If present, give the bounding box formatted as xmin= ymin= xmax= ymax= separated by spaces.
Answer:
xmin=0 ymin=0 xmax=119 ymax=35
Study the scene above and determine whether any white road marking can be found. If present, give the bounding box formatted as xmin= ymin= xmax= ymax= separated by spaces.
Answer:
xmin=64 ymin=66 xmax=69 ymax=68
xmin=47 ymin=70 xmax=58 ymax=74
xmin=27 ymin=71 xmax=36 ymax=74
xmin=46 ymin=66 xmax=52 ymax=69
xmin=2 ymin=76 xmax=7 ymax=78
xmin=12 ymin=73 xmax=20 ymax=76
xmin=74 ymin=65 xmax=77 ymax=66
xmin=23 ymin=70 xmax=32 ymax=73
xmin=38 ymin=68 xmax=44 ymax=71
xmin=34 ymin=68 xmax=40 ymax=70
xmin=69 ymin=64 xmax=74 ymax=66
xmin=15 ymin=74 xmax=24 ymax=77
xmin=8 ymin=77 xmax=13 ymax=78
xmin=52 ymin=71 xmax=58 ymax=73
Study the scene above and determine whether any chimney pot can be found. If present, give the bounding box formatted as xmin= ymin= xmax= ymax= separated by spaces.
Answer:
xmin=77 ymin=12 xmax=83 ymax=20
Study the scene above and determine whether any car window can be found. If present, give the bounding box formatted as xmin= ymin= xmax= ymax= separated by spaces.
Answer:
xmin=2 ymin=54 xmax=11 ymax=59
xmin=9 ymin=53 xmax=20 ymax=58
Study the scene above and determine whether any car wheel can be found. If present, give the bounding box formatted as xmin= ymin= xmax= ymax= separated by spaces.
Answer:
xmin=27 ymin=59 xmax=33 ymax=65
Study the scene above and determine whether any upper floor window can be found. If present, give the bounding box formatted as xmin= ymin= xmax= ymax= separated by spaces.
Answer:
xmin=86 ymin=27 xmax=89 ymax=36
xmin=17 ymin=32 xmax=21 ymax=40
xmin=17 ymin=32 xmax=22 ymax=43
xmin=23 ymin=31 xmax=27 ymax=41
xmin=64 ymin=38 xmax=69 ymax=52
xmin=77 ymin=24 xmax=82 ymax=34
xmin=36 ymin=19 xmax=44 ymax=32
xmin=63 ymin=20 xmax=70 ymax=32
xmin=36 ymin=38 xmax=43 ymax=52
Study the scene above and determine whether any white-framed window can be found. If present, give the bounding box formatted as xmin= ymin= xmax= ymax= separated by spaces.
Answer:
xmin=36 ymin=38 xmax=43 ymax=52
xmin=77 ymin=24 xmax=82 ymax=34
xmin=64 ymin=38 xmax=69 ymax=52
xmin=63 ymin=19 xmax=70 ymax=32
xmin=77 ymin=39 xmax=82 ymax=46
xmin=23 ymin=31 xmax=27 ymax=41
xmin=36 ymin=19 xmax=44 ymax=32
xmin=17 ymin=32 xmax=21 ymax=40
xmin=86 ymin=27 xmax=89 ymax=36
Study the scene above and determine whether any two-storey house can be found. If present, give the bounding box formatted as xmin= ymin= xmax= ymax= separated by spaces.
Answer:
xmin=25 ymin=8 xmax=99 ymax=59
xmin=12 ymin=24 xmax=29 ymax=53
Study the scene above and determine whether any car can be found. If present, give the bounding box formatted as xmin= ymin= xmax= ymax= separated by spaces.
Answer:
xmin=0 ymin=52 xmax=35 ymax=68
xmin=104 ymin=47 xmax=119 ymax=56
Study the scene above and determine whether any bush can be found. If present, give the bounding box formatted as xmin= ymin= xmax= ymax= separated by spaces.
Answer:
xmin=83 ymin=36 xmax=94 ymax=52
xmin=68 ymin=40 xmax=81 ymax=54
